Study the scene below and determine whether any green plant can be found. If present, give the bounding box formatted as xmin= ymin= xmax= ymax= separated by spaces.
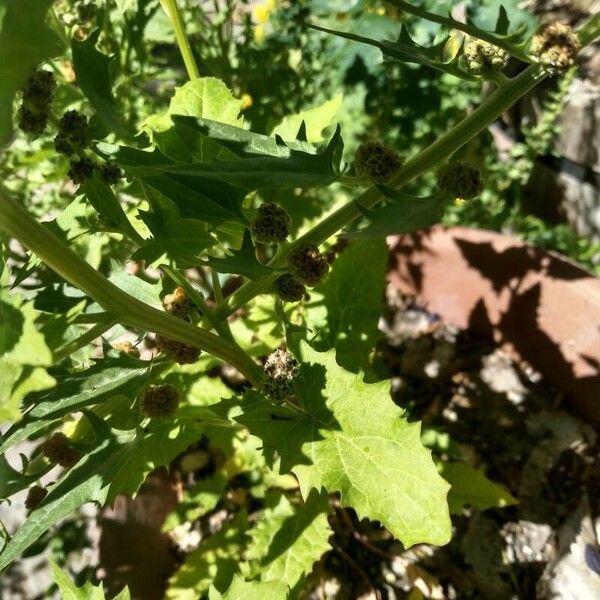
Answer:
xmin=0 ymin=1 xmax=598 ymax=597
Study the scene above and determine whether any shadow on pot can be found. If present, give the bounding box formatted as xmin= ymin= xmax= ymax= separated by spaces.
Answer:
xmin=389 ymin=226 xmax=600 ymax=422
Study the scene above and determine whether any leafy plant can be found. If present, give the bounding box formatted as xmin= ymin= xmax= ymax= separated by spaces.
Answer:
xmin=0 ymin=0 xmax=598 ymax=597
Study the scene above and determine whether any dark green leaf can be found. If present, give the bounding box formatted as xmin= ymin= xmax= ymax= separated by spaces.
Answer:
xmin=109 ymin=145 xmax=247 ymax=225
xmin=204 ymin=231 xmax=274 ymax=281
xmin=82 ymin=175 xmax=145 ymax=245
xmin=0 ymin=0 xmax=62 ymax=145
xmin=132 ymin=185 xmax=217 ymax=265
xmin=24 ymin=355 xmax=164 ymax=419
xmin=72 ymin=30 xmax=131 ymax=138
xmin=350 ymin=189 xmax=449 ymax=238
xmin=157 ymin=120 xmax=344 ymax=190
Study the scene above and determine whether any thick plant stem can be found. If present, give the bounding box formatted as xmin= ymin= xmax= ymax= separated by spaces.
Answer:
xmin=0 ymin=188 xmax=262 ymax=386
xmin=161 ymin=0 xmax=200 ymax=80
xmin=213 ymin=62 xmax=547 ymax=320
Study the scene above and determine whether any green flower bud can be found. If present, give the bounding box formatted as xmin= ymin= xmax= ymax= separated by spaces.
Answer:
xmin=99 ymin=160 xmax=123 ymax=184
xmin=251 ymin=202 xmax=292 ymax=243
xmin=531 ymin=23 xmax=580 ymax=73
xmin=289 ymin=243 xmax=329 ymax=287
xmin=262 ymin=348 xmax=299 ymax=401
xmin=140 ymin=384 xmax=180 ymax=419
xmin=25 ymin=485 xmax=48 ymax=511
xmin=437 ymin=162 xmax=483 ymax=200
xmin=156 ymin=335 xmax=201 ymax=364
xmin=274 ymin=274 xmax=306 ymax=302
xmin=162 ymin=287 xmax=191 ymax=320
xmin=354 ymin=142 xmax=403 ymax=183
xmin=54 ymin=110 xmax=88 ymax=155
xmin=41 ymin=432 xmax=81 ymax=469
xmin=68 ymin=157 xmax=95 ymax=185
xmin=464 ymin=40 xmax=508 ymax=74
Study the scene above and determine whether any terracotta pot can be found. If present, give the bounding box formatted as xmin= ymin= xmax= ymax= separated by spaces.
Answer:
xmin=388 ymin=226 xmax=600 ymax=422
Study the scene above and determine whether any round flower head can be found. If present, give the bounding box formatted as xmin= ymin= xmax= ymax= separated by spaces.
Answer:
xmin=100 ymin=160 xmax=123 ymax=184
xmin=41 ymin=432 xmax=81 ymax=469
xmin=531 ymin=23 xmax=580 ymax=73
xmin=141 ymin=383 xmax=180 ymax=418
xmin=75 ymin=0 xmax=98 ymax=23
xmin=18 ymin=70 xmax=55 ymax=137
xmin=18 ymin=105 xmax=50 ymax=137
xmin=437 ymin=162 xmax=483 ymax=200
xmin=274 ymin=274 xmax=306 ymax=302
xmin=22 ymin=70 xmax=56 ymax=107
xmin=354 ymin=142 xmax=403 ymax=183
xmin=55 ymin=110 xmax=88 ymax=155
xmin=162 ymin=287 xmax=191 ymax=320
xmin=113 ymin=341 xmax=140 ymax=358
xmin=68 ymin=157 xmax=95 ymax=185
xmin=251 ymin=202 xmax=292 ymax=243
xmin=289 ymin=243 xmax=329 ymax=287
xmin=156 ymin=335 xmax=201 ymax=364
xmin=25 ymin=485 xmax=48 ymax=511
xmin=262 ymin=348 xmax=299 ymax=401
xmin=464 ymin=40 xmax=508 ymax=74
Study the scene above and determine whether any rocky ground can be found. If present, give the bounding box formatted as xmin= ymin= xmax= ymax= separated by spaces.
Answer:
xmin=2 ymin=288 xmax=599 ymax=599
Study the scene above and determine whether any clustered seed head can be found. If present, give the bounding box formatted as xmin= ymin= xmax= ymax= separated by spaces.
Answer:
xmin=75 ymin=0 xmax=98 ymax=23
xmin=162 ymin=287 xmax=191 ymax=320
xmin=25 ymin=485 xmax=48 ymax=511
xmin=354 ymin=142 xmax=403 ymax=183
xmin=464 ymin=40 xmax=508 ymax=74
xmin=54 ymin=110 xmax=88 ymax=155
xmin=289 ymin=243 xmax=329 ymax=287
xmin=68 ymin=156 xmax=95 ymax=185
xmin=156 ymin=335 xmax=201 ymax=364
xmin=17 ymin=70 xmax=56 ymax=137
xmin=251 ymin=202 xmax=292 ymax=243
xmin=274 ymin=274 xmax=306 ymax=302
xmin=113 ymin=341 xmax=140 ymax=358
xmin=100 ymin=160 xmax=123 ymax=184
xmin=531 ymin=23 xmax=581 ymax=73
xmin=140 ymin=383 xmax=180 ymax=418
xmin=41 ymin=432 xmax=81 ymax=469
xmin=437 ymin=162 xmax=483 ymax=200
xmin=262 ymin=348 xmax=299 ymax=401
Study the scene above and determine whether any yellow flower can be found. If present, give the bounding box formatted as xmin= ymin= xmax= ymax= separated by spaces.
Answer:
xmin=241 ymin=93 xmax=253 ymax=110
xmin=252 ymin=0 xmax=278 ymax=42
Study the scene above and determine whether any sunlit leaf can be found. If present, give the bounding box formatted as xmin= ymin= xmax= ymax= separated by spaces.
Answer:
xmin=236 ymin=343 xmax=451 ymax=547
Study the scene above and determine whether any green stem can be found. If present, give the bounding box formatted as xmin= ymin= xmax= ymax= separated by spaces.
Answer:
xmin=161 ymin=0 xmax=200 ymax=80
xmin=0 ymin=188 xmax=262 ymax=385
xmin=160 ymin=264 xmax=234 ymax=342
xmin=213 ymin=62 xmax=548 ymax=320
xmin=53 ymin=318 xmax=119 ymax=363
